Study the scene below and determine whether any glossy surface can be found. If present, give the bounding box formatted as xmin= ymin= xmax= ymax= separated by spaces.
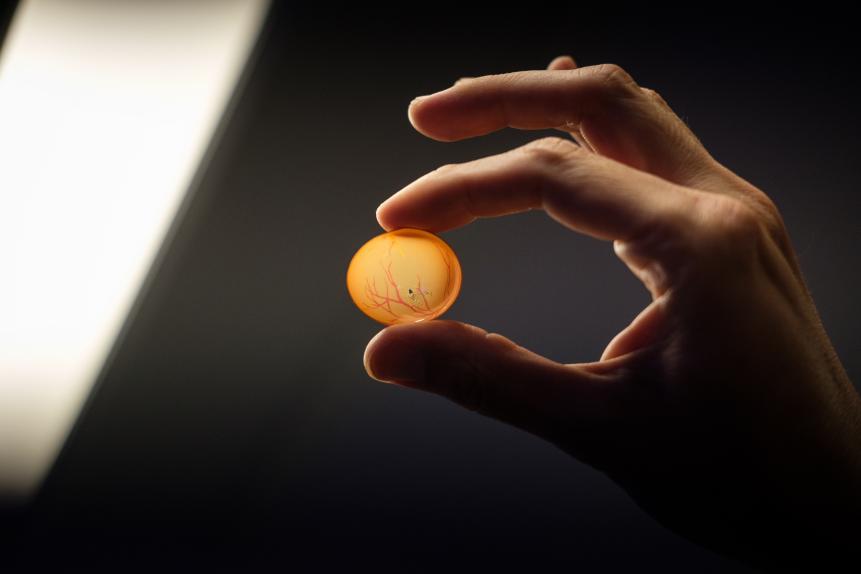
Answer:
xmin=347 ymin=228 xmax=462 ymax=325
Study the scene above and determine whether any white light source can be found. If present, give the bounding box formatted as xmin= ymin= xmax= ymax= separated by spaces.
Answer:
xmin=0 ymin=0 xmax=270 ymax=501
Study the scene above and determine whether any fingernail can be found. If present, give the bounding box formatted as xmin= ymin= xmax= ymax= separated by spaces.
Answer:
xmin=410 ymin=95 xmax=428 ymax=107
xmin=453 ymin=76 xmax=474 ymax=86
xmin=364 ymin=332 xmax=425 ymax=385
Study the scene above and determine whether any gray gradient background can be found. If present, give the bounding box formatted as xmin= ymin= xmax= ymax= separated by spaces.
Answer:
xmin=7 ymin=3 xmax=860 ymax=572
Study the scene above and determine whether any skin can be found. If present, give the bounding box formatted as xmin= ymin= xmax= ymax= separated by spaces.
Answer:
xmin=363 ymin=56 xmax=861 ymax=569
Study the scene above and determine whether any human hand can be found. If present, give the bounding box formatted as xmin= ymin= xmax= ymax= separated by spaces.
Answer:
xmin=364 ymin=55 xmax=861 ymax=568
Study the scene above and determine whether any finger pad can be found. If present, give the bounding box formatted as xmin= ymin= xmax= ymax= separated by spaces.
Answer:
xmin=408 ymin=90 xmax=490 ymax=141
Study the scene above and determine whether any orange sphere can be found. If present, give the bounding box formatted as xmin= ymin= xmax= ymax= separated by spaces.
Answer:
xmin=346 ymin=228 xmax=462 ymax=325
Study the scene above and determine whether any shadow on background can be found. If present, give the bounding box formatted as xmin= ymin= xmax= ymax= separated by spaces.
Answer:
xmin=5 ymin=2 xmax=859 ymax=572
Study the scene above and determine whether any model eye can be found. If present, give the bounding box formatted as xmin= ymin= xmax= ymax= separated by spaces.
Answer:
xmin=347 ymin=229 xmax=462 ymax=326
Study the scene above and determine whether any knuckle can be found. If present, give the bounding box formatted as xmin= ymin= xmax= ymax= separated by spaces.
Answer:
xmin=694 ymin=195 xmax=767 ymax=259
xmin=484 ymin=331 xmax=519 ymax=352
xmin=721 ymin=203 xmax=763 ymax=245
xmin=520 ymin=136 xmax=581 ymax=167
xmin=432 ymin=163 xmax=459 ymax=175
xmin=746 ymin=188 xmax=786 ymax=235
xmin=640 ymin=87 xmax=668 ymax=106
xmin=697 ymin=174 xmax=791 ymax=252
xmin=493 ymin=70 xmax=531 ymax=89
xmin=591 ymin=63 xmax=637 ymax=92
xmin=744 ymin=190 xmax=795 ymax=258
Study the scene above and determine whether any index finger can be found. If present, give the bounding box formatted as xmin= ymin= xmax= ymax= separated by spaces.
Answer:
xmin=377 ymin=137 xmax=695 ymax=246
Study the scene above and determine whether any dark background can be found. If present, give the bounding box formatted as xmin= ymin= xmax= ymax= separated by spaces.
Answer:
xmin=5 ymin=2 xmax=859 ymax=571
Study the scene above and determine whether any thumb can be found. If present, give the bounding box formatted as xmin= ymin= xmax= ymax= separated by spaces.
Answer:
xmin=363 ymin=320 xmax=610 ymax=441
